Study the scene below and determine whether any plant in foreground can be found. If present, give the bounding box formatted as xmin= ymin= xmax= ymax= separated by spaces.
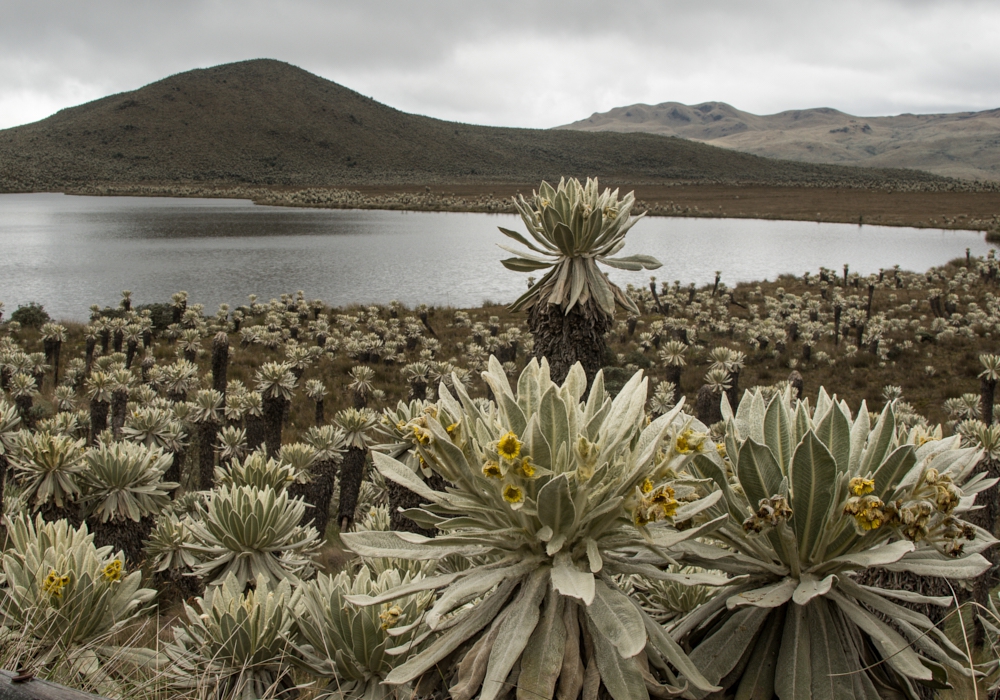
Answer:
xmin=672 ymin=387 xmax=997 ymax=698
xmin=0 ymin=514 xmax=156 ymax=692
xmin=343 ymin=357 xmax=725 ymax=700
xmin=165 ymin=572 xmax=298 ymax=700
xmin=292 ymin=565 xmax=432 ymax=700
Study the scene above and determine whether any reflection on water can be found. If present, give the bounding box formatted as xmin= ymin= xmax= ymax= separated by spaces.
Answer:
xmin=0 ymin=193 xmax=991 ymax=321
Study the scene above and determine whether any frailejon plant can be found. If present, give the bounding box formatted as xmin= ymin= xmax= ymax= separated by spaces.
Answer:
xmin=79 ymin=441 xmax=178 ymax=565
xmin=292 ymin=566 xmax=433 ymax=700
xmin=0 ymin=514 xmax=156 ymax=691
xmin=672 ymin=387 xmax=997 ymax=698
xmin=499 ymin=177 xmax=660 ymax=383
xmin=9 ymin=430 xmax=87 ymax=520
xmin=343 ymin=357 xmax=726 ymax=700
xmin=186 ymin=484 xmax=320 ymax=589
xmin=164 ymin=572 xmax=298 ymax=700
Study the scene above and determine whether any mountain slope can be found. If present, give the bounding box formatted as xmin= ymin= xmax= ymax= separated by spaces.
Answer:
xmin=558 ymin=101 xmax=1000 ymax=181
xmin=0 ymin=60 xmax=959 ymax=191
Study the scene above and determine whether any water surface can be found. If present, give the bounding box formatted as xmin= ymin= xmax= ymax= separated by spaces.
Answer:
xmin=0 ymin=193 xmax=990 ymax=321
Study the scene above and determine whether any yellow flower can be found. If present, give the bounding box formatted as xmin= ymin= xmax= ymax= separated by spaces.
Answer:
xmin=845 ymin=495 xmax=885 ymax=531
xmin=640 ymin=478 xmax=653 ymax=494
xmin=849 ymin=477 xmax=875 ymax=496
xmin=502 ymin=484 xmax=524 ymax=504
xmin=518 ymin=457 xmax=536 ymax=478
xmin=412 ymin=426 xmax=432 ymax=445
xmin=674 ymin=430 xmax=704 ymax=455
xmin=446 ymin=421 xmax=460 ymax=436
xmin=42 ymin=570 xmax=70 ymax=597
xmin=497 ymin=431 xmax=522 ymax=460
xmin=102 ymin=559 xmax=123 ymax=583
xmin=380 ymin=604 xmax=403 ymax=630
xmin=482 ymin=460 xmax=502 ymax=478
xmin=716 ymin=442 xmax=727 ymax=459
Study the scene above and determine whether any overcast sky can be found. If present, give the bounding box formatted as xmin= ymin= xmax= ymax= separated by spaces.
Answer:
xmin=1 ymin=0 xmax=998 ymax=131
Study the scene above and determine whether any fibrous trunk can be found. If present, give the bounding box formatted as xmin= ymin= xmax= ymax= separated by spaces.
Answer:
xmin=91 ymin=515 xmax=154 ymax=567
xmin=289 ymin=458 xmax=338 ymax=536
xmin=90 ymin=399 xmax=109 ymax=444
xmin=198 ymin=421 xmax=219 ymax=490
xmin=337 ymin=447 xmax=366 ymax=532
xmin=263 ymin=396 xmax=286 ymax=459
xmin=246 ymin=414 xmax=266 ymax=453
xmin=388 ymin=479 xmax=436 ymax=536
xmin=527 ymin=301 xmax=612 ymax=386
xmin=110 ymin=388 xmax=128 ymax=440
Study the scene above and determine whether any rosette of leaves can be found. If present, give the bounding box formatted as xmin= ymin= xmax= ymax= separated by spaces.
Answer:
xmin=373 ymin=399 xmax=441 ymax=534
xmin=186 ymin=484 xmax=321 ymax=589
xmin=9 ymin=430 xmax=87 ymax=519
xmin=498 ymin=177 xmax=660 ymax=383
xmin=0 ymin=514 xmax=156 ymax=689
xmin=672 ymin=387 xmax=997 ymax=698
xmin=292 ymin=566 xmax=433 ymax=700
xmin=165 ymin=572 xmax=298 ymax=700
xmin=79 ymin=441 xmax=178 ymax=564
xmin=216 ymin=449 xmax=300 ymax=492
xmin=342 ymin=357 xmax=724 ymax=700
xmin=0 ymin=399 xmax=22 ymax=516
xmin=145 ymin=511 xmax=201 ymax=596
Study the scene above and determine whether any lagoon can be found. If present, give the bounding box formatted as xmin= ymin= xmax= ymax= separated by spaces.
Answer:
xmin=0 ymin=193 xmax=991 ymax=321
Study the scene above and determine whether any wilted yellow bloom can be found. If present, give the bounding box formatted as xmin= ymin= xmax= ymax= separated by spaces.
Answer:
xmin=102 ymin=559 xmax=123 ymax=583
xmin=716 ymin=442 xmax=727 ymax=459
xmin=633 ymin=485 xmax=678 ymax=527
xmin=845 ymin=495 xmax=885 ymax=531
xmin=42 ymin=569 xmax=70 ymax=597
xmin=502 ymin=484 xmax=524 ymax=504
xmin=482 ymin=460 xmax=502 ymax=479
xmin=849 ymin=477 xmax=875 ymax=496
xmin=518 ymin=457 xmax=536 ymax=478
xmin=675 ymin=430 xmax=705 ymax=455
xmin=380 ymin=604 xmax=403 ymax=630
xmin=412 ymin=425 xmax=432 ymax=445
xmin=497 ymin=431 xmax=522 ymax=460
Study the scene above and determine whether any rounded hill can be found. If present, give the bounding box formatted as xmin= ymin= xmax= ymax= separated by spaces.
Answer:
xmin=0 ymin=59 xmax=953 ymax=190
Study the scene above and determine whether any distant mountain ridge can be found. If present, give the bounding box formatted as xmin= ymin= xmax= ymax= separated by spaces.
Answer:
xmin=557 ymin=101 xmax=1000 ymax=181
xmin=0 ymin=60 xmax=960 ymax=191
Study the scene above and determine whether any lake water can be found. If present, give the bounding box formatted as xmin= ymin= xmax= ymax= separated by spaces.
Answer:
xmin=0 ymin=193 xmax=992 ymax=322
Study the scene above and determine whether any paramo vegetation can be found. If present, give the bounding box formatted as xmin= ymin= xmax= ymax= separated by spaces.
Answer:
xmin=2 ymin=178 xmax=1000 ymax=699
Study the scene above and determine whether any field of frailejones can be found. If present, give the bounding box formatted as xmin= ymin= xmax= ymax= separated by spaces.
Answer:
xmin=3 ymin=178 xmax=1000 ymax=700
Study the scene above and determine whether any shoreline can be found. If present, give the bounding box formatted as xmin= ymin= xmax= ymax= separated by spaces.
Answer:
xmin=11 ymin=181 xmax=998 ymax=232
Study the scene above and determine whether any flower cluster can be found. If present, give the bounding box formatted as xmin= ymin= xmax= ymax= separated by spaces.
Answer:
xmin=632 ymin=483 xmax=679 ymax=527
xmin=845 ymin=495 xmax=886 ymax=531
xmin=742 ymin=495 xmax=793 ymax=534
xmin=102 ymin=559 xmax=123 ymax=583
xmin=42 ymin=569 xmax=70 ymax=598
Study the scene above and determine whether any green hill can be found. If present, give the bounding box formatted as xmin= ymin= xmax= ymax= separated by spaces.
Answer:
xmin=0 ymin=59 xmax=956 ymax=191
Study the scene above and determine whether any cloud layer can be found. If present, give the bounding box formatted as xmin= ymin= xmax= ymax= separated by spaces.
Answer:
xmin=2 ymin=0 xmax=998 ymax=130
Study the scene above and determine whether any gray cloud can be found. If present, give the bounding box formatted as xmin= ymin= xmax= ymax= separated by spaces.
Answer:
xmin=1 ymin=0 xmax=998 ymax=129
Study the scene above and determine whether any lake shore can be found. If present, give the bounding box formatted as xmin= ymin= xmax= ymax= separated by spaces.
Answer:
xmin=59 ymin=181 xmax=1000 ymax=232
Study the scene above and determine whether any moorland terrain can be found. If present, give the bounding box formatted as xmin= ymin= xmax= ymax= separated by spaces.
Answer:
xmin=2 ymin=59 xmax=999 ymax=230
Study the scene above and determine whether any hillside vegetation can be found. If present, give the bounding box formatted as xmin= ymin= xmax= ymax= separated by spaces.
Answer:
xmin=0 ymin=59 xmax=968 ymax=192
xmin=559 ymin=100 xmax=1000 ymax=181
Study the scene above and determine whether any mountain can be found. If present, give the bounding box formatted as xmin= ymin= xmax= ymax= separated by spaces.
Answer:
xmin=0 ymin=60 xmax=956 ymax=192
xmin=557 ymin=101 xmax=1000 ymax=181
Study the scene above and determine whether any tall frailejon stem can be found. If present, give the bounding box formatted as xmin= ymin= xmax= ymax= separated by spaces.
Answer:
xmin=499 ymin=177 xmax=660 ymax=385
xmin=256 ymin=362 xmax=296 ymax=459
xmin=333 ymin=407 xmax=378 ymax=532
